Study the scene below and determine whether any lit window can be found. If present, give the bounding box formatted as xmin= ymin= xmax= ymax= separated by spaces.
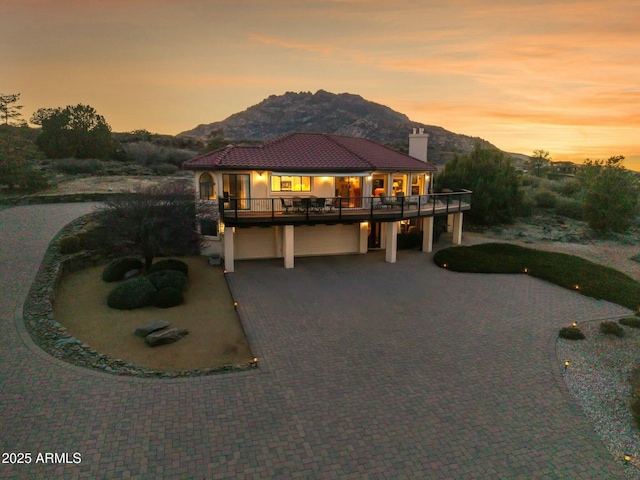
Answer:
xmin=271 ymin=175 xmax=311 ymax=192
xmin=199 ymin=173 xmax=215 ymax=199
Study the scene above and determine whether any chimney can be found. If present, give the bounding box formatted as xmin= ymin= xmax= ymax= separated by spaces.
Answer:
xmin=409 ymin=127 xmax=429 ymax=163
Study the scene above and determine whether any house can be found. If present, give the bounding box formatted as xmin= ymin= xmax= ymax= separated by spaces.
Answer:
xmin=182 ymin=129 xmax=471 ymax=272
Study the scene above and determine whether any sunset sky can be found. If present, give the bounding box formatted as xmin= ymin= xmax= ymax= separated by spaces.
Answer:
xmin=2 ymin=0 xmax=639 ymax=168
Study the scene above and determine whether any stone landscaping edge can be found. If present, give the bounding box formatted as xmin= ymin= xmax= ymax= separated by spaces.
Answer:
xmin=21 ymin=212 xmax=257 ymax=378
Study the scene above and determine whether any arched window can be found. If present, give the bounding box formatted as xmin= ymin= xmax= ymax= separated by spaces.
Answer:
xmin=199 ymin=173 xmax=215 ymax=199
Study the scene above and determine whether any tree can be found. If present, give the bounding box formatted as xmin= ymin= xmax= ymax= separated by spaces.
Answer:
xmin=528 ymin=149 xmax=551 ymax=177
xmin=0 ymin=93 xmax=24 ymax=126
xmin=0 ymin=125 xmax=47 ymax=191
xmin=36 ymin=104 xmax=114 ymax=159
xmin=435 ymin=144 xmax=523 ymax=225
xmin=29 ymin=107 xmax=60 ymax=126
xmin=580 ymin=155 xmax=639 ymax=233
xmin=95 ymin=181 xmax=205 ymax=269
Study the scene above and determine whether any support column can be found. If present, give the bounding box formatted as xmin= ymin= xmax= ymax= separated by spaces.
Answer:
xmin=385 ymin=221 xmax=398 ymax=263
xmin=422 ymin=216 xmax=434 ymax=253
xmin=359 ymin=222 xmax=369 ymax=254
xmin=223 ymin=227 xmax=235 ymax=273
xmin=447 ymin=213 xmax=454 ymax=233
xmin=452 ymin=212 xmax=463 ymax=245
xmin=283 ymin=225 xmax=294 ymax=269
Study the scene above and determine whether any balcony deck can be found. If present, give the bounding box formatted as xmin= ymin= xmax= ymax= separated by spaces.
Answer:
xmin=219 ymin=191 xmax=472 ymax=227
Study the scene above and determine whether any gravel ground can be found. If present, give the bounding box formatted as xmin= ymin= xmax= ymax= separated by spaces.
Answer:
xmin=557 ymin=321 xmax=640 ymax=479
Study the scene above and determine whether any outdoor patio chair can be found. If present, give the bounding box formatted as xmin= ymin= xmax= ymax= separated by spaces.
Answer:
xmin=380 ymin=194 xmax=398 ymax=209
xmin=312 ymin=197 xmax=325 ymax=213
xmin=292 ymin=196 xmax=304 ymax=212
xmin=280 ymin=198 xmax=293 ymax=213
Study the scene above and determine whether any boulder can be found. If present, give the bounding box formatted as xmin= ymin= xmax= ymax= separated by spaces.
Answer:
xmin=124 ymin=268 xmax=141 ymax=280
xmin=135 ymin=320 xmax=171 ymax=338
xmin=145 ymin=328 xmax=188 ymax=347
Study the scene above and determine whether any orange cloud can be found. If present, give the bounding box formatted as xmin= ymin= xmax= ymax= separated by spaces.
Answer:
xmin=250 ymin=34 xmax=335 ymax=56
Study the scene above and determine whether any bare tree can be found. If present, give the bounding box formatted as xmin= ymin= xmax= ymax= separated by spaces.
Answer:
xmin=528 ymin=149 xmax=551 ymax=177
xmin=96 ymin=181 xmax=205 ymax=269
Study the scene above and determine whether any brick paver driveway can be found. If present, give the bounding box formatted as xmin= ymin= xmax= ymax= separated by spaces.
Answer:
xmin=0 ymin=204 xmax=631 ymax=478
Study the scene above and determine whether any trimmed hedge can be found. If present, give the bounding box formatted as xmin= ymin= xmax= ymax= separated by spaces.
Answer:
xmin=148 ymin=269 xmax=188 ymax=291
xmin=107 ymin=278 xmax=156 ymax=310
xmin=153 ymin=287 xmax=184 ymax=308
xmin=599 ymin=321 xmax=624 ymax=337
xmin=102 ymin=257 xmax=144 ymax=282
xmin=619 ymin=317 xmax=640 ymax=328
xmin=147 ymin=258 xmax=189 ymax=276
xmin=434 ymin=243 xmax=640 ymax=310
xmin=558 ymin=326 xmax=585 ymax=340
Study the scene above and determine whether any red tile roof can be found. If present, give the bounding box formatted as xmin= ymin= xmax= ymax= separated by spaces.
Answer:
xmin=182 ymin=132 xmax=436 ymax=172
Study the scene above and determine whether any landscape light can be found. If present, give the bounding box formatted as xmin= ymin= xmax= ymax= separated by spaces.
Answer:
xmin=250 ymin=357 xmax=259 ymax=368
xmin=523 ymin=267 xmax=528 ymax=273
xmin=223 ymin=269 xmax=227 ymax=274
xmin=624 ymin=454 xmax=632 ymax=463
xmin=564 ymin=360 xmax=570 ymax=370
xmin=572 ymin=321 xmax=578 ymax=328
xmin=574 ymin=285 xmax=580 ymax=290
xmin=442 ymin=263 xmax=448 ymax=268
xmin=234 ymin=301 xmax=238 ymax=310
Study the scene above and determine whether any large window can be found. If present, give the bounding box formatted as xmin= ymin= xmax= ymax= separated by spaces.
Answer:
xmin=271 ymin=175 xmax=311 ymax=192
xmin=199 ymin=173 xmax=215 ymax=199
xmin=222 ymin=174 xmax=250 ymax=209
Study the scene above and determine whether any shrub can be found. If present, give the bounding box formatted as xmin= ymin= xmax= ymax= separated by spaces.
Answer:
xmin=558 ymin=326 xmax=585 ymax=340
xmin=151 ymin=163 xmax=179 ymax=175
xmin=554 ymin=198 xmax=584 ymax=220
xmin=59 ymin=235 xmax=81 ymax=254
xmin=516 ymin=197 xmax=534 ymax=218
xmin=599 ymin=320 xmax=624 ymax=337
xmin=102 ymin=257 xmax=144 ymax=282
xmin=153 ymin=287 xmax=184 ymax=308
xmin=77 ymin=225 xmax=110 ymax=252
xmin=619 ymin=317 xmax=640 ymax=328
xmin=147 ymin=269 xmax=188 ymax=291
xmin=632 ymin=369 xmax=640 ymax=429
xmin=434 ymin=243 xmax=640 ymax=310
xmin=147 ymin=258 xmax=189 ymax=276
xmin=107 ymin=278 xmax=156 ymax=310
xmin=52 ymin=158 xmax=103 ymax=174
xmin=631 ymin=253 xmax=640 ymax=264
xmin=520 ymin=175 xmax=539 ymax=187
xmin=534 ymin=191 xmax=557 ymax=208
xmin=553 ymin=180 xmax=581 ymax=197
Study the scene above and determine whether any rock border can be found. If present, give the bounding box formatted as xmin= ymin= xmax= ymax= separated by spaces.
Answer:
xmin=22 ymin=213 xmax=255 ymax=378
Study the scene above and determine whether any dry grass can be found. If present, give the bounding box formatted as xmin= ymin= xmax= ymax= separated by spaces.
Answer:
xmin=54 ymin=256 xmax=253 ymax=372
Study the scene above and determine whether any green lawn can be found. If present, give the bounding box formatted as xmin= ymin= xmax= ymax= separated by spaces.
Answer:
xmin=434 ymin=243 xmax=640 ymax=311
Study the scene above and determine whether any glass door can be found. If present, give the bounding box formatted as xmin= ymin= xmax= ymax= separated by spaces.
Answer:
xmin=335 ymin=177 xmax=362 ymax=207
xmin=223 ymin=174 xmax=251 ymax=209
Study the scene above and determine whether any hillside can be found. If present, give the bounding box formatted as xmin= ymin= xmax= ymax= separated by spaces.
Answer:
xmin=178 ymin=90 xmax=498 ymax=164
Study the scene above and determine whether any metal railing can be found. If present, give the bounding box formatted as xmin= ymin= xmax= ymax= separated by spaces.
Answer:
xmin=218 ymin=190 xmax=472 ymax=226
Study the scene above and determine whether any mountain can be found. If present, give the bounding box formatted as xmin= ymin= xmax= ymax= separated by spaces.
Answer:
xmin=178 ymin=90 xmax=499 ymax=164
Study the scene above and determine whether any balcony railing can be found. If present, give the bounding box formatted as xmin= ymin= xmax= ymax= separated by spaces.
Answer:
xmin=218 ymin=190 xmax=472 ymax=227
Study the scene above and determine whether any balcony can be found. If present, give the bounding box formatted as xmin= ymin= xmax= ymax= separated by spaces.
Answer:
xmin=219 ymin=190 xmax=472 ymax=227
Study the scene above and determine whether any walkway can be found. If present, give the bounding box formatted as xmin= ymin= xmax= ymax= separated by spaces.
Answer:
xmin=0 ymin=204 xmax=630 ymax=478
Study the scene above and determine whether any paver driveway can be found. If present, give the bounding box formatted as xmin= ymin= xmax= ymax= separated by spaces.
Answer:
xmin=0 ymin=204 xmax=631 ymax=479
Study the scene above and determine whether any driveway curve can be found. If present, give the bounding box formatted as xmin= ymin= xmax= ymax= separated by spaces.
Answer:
xmin=0 ymin=204 xmax=630 ymax=479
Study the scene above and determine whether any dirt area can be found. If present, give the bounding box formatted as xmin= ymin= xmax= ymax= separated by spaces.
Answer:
xmin=43 ymin=173 xmax=192 ymax=195
xmin=53 ymin=256 xmax=253 ymax=372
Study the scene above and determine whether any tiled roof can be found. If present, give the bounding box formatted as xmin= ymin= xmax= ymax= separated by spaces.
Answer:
xmin=182 ymin=133 xmax=436 ymax=172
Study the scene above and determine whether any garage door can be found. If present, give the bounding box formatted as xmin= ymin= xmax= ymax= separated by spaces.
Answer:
xmin=235 ymin=227 xmax=277 ymax=259
xmin=295 ymin=224 xmax=359 ymax=256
